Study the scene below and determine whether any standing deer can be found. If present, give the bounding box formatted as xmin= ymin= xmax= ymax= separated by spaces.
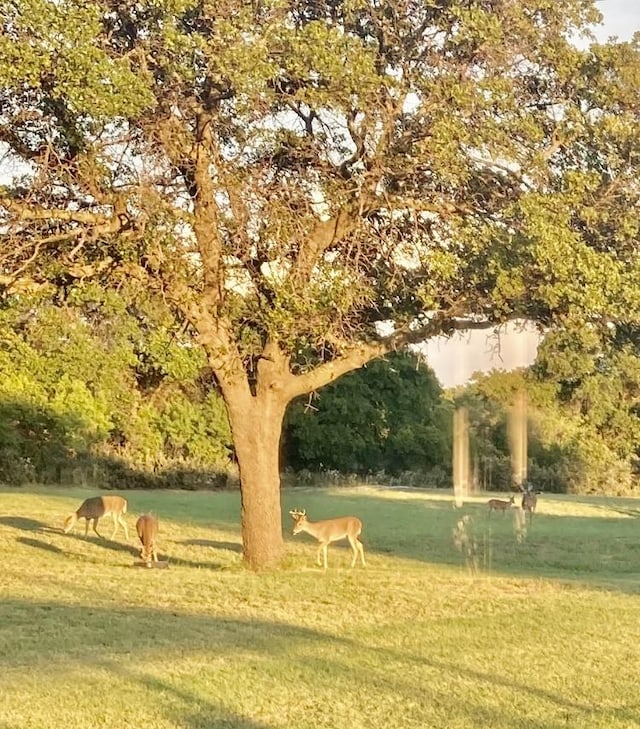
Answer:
xmin=136 ymin=514 xmax=159 ymax=566
xmin=487 ymin=495 xmax=515 ymax=515
xmin=521 ymin=488 xmax=538 ymax=524
xmin=289 ymin=509 xmax=366 ymax=569
xmin=63 ymin=495 xmax=128 ymax=540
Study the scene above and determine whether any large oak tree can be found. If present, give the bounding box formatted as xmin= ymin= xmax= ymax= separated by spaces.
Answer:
xmin=1 ymin=0 xmax=640 ymax=567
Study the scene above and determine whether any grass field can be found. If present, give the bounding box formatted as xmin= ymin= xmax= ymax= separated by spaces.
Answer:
xmin=1 ymin=485 xmax=640 ymax=729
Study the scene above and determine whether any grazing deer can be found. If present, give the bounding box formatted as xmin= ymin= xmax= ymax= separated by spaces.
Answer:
xmin=521 ymin=488 xmax=538 ymax=524
xmin=136 ymin=514 xmax=159 ymax=566
xmin=289 ymin=509 xmax=366 ymax=569
xmin=63 ymin=495 xmax=128 ymax=540
xmin=487 ymin=495 xmax=515 ymax=514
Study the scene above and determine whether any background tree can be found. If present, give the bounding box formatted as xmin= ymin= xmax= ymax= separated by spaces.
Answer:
xmin=529 ymin=325 xmax=640 ymax=492
xmin=2 ymin=0 xmax=640 ymax=567
xmin=284 ymin=351 xmax=450 ymax=476
xmin=0 ymin=287 xmax=232 ymax=485
xmin=459 ymin=359 xmax=639 ymax=496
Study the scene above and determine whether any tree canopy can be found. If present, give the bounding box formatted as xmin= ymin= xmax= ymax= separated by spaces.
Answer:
xmin=1 ymin=0 xmax=640 ymax=567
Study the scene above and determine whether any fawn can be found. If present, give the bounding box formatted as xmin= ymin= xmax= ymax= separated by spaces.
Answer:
xmin=289 ymin=509 xmax=366 ymax=569
xmin=63 ymin=495 xmax=128 ymax=540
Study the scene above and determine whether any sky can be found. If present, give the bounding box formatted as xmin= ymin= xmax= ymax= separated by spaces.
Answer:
xmin=594 ymin=0 xmax=640 ymax=42
xmin=426 ymin=0 xmax=640 ymax=388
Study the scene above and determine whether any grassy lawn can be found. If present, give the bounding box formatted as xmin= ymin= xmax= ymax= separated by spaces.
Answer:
xmin=1 ymin=485 xmax=640 ymax=729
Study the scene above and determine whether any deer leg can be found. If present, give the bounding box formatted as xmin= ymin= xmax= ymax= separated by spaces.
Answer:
xmin=349 ymin=536 xmax=366 ymax=567
xmin=119 ymin=515 xmax=129 ymax=540
xmin=322 ymin=543 xmax=329 ymax=569
xmin=83 ymin=519 xmax=89 ymax=538
xmin=316 ymin=544 xmax=324 ymax=567
xmin=348 ymin=536 xmax=358 ymax=568
xmin=109 ymin=513 xmax=119 ymax=540
xmin=92 ymin=518 xmax=103 ymax=539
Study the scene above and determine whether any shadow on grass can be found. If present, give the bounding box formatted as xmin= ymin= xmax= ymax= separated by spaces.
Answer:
xmin=0 ymin=598 xmax=343 ymax=671
xmin=16 ymin=536 xmax=64 ymax=554
xmin=107 ymin=664 xmax=273 ymax=729
xmin=1 ymin=598 xmax=631 ymax=729
xmin=62 ymin=531 xmax=139 ymax=557
xmin=0 ymin=516 xmax=59 ymax=533
xmin=296 ymin=648 xmax=612 ymax=728
xmin=594 ymin=504 xmax=640 ymax=519
xmin=5 ymin=487 xmax=640 ymax=594
xmin=0 ymin=485 xmax=244 ymax=532
xmin=283 ymin=488 xmax=640 ymax=594
xmin=164 ymin=555 xmax=226 ymax=570
xmin=177 ymin=538 xmax=243 ymax=553
xmin=60 ymin=531 xmax=227 ymax=570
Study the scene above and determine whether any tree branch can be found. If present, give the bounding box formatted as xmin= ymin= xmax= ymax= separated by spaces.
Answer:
xmin=291 ymin=205 xmax=359 ymax=284
xmin=285 ymin=311 xmax=522 ymax=399
xmin=0 ymin=199 xmax=120 ymax=227
xmin=282 ymin=312 xmax=522 ymax=401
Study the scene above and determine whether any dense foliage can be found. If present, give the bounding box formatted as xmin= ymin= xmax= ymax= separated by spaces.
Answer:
xmin=284 ymin=351 xmax=451 ymax=476
xmin=0 ymin=290 xmax=232 ymax=487
xmin=457 ymin=350 xmax=640 ymax=496
xmin=2 ymin=287 xmax=638 ymax=496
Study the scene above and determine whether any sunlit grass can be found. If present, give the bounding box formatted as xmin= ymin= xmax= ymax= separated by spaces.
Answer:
xmin=1 ymin=485 xmax=640 ymax=728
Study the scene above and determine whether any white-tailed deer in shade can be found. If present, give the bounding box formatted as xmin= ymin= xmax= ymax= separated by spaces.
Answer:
xmin=136 ymin=514 xmax=159 ymax=566
xmin=521 ymin=488 xmax=538 ymax=524
xmin=487 ymin=495 xmax=515 ymax=514
xmin=63 ymin=495 xmax=128 ymax=540
xmin=289 ymin=509 xmax=365 ymax=569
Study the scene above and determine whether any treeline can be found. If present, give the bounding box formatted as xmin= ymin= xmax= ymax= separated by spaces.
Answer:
xmin=1 ymin=291 xmax=638 ymax=494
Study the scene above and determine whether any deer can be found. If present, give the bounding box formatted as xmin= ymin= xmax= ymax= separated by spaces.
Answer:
xmin=289 ymin=509 xmax=366 ymax=569
xmin=521 ymin=487 xmax=538 ymax=524
xmin=487 ymin=495 xmax=515 ymax=514
xmin=63 ymin=495 xmax=128 ymax=540
xmin=136 ymin=514 xmax=159 ymax=566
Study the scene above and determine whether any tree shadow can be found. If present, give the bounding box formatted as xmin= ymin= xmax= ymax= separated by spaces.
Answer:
xmin=2 ymin=598 xmax=625 ymax=729
xmin=162 ymin=555 xmax=225 ymax=571
xmin=177 ymin=538 xmax=243 ymax=553
xmin=62 ymin=530 xmax=138 ymax=556
xmin=0 ymin=600 xmax=335 ymax=728
xmin=0 ymin=516 xmax=58 ymax=533
xmin=105 ymin=663 xmax=273 ymax=729
xmin=594 ymin=504 xmax=640 ymax=519
xmin=59 ymin=530 xmax=228 ymax=570
xmin=289 ymin=488 xmax=640 ymax=596
xmin=0 ymin=599 xmax=346 ymax=670
xmin=15 ymin=536 xmax=64 ymax=554
xmin=295 ymin=648 xmax=612 ymax=729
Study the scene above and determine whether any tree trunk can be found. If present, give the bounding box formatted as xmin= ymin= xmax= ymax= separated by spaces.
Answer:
xmin=228 ymin=393 xmax=287 ymax=570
